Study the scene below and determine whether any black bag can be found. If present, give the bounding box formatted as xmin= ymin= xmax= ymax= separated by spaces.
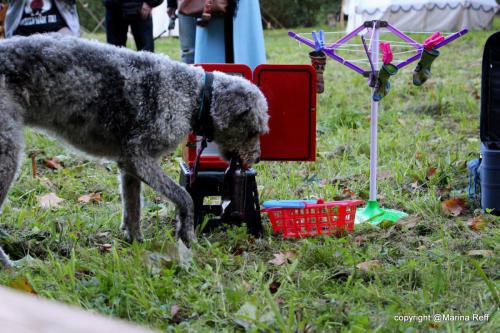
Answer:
xmin=480 ymin=31 xmax=500 ymax=149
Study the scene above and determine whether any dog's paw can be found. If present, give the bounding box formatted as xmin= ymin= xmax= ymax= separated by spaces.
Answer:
xmin=175 ymin=215 xmax=196 ymax=247
xmin=123 ymin=229 xmax=144 ymax=243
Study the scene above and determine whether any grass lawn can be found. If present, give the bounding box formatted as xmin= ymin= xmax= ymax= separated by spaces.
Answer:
xmin=1 ymin=22 xmax=499 ymax=332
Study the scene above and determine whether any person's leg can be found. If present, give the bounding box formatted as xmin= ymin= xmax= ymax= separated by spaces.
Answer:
xmin=130 ymin=16 xmax=154 ymax=52
xmin=178 ymin=14 xmax=196 ymax=64
xmin=105 ymin=7 xmax=128 ymax=47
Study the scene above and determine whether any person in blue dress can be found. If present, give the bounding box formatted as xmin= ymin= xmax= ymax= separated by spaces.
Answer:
xmin=194 ymin=0 xmax=266 ymax=70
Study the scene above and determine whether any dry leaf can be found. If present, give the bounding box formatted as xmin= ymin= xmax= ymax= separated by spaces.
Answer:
xmin=78 ymin=192 xmax=102 ymax=204
xmin=269 ymin=281 xmax=281 ymax=294
xmin=37 ymin=193 xmax=64 ymax=209
xmin=354 ymin=235 xmax=367 ymax=246
xmin=356 ymin=260 xmax=381 ymax=271
xmin=426 ymin=167 xmax=437 ymax=179
xmin=396 ymin=215 xmax=420 ymax=229
xmin=38 ymin=177 xmax=55 ymax=189
xmin=441 ymin=198 xmax=466 ymax=216
xmin=377 ymin=171 xmax=392 ymax=180
xmin=171 ymin=304 xmax=180 ymax=317
xmin=341 ymin=188 xmax=356 ymax=199
xmin=44 ymin=158 xmax=62 ymax=170
xmin=468 ymin=215 xmax=487 ymax=231
xmin=467 ymin=250 xmax=493 ymax=258
xmin=9 ymin=276 xmax=37 ymax=295
xmin=99 ymin=243 xmax=112 ymax=253
xmin=415 ymin=152 xmax=423 ymax=160
xmin=437 ymin=187 xmax=451 ymax=197
xmin=269 ymin=252 xmax=296 ymax=266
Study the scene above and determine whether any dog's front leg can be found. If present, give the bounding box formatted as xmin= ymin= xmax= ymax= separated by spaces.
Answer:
xmin=118 ymin=157 xmax=196 ymax=246
xmin=120 ymin=172 xmax=143 ymax=242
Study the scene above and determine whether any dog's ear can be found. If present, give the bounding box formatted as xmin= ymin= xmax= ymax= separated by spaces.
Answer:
xmin=210 ymin=73 xmax=269 ymax=133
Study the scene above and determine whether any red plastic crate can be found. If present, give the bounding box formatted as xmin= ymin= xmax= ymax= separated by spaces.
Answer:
xmin=262 ymin=200 xmax=364 ymax=238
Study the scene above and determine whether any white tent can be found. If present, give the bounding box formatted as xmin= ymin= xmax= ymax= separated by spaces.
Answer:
xmin=152 ymin=1 xmax=178 ymax=38
xmin=344 ymin=0 xmax=499 ymax=32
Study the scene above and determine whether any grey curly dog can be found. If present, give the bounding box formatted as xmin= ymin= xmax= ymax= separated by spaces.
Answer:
xmin=0 ymin=34 xmax=269 ymax=268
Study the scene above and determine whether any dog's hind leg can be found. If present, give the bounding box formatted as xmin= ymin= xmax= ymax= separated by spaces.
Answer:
xmin=118 ymin=157 xmax=195 ymax=246
xmin=0 ymin=99 xmax=23 ymax=269
xmin=119 ymin=172 xmax=143 ymax=242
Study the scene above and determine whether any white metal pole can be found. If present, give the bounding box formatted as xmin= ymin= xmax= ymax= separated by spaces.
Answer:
xmin=369 ymin=25 xmax=380 ymax=201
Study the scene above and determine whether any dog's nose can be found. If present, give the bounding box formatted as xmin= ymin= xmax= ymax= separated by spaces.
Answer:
xmin=255 ymin=157 xmax=260 ymax=164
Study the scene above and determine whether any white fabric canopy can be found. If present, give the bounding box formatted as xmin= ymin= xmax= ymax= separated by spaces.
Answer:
xmin=345 ymin=0 xmax=499 ymax=32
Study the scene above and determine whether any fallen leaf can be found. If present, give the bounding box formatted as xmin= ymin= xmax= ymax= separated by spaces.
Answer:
xmin=437 ymin=187 xmax=451 ymax=197
xmin=269 ymin=252 xmax=296 ymax=266
xmin=9 ymin=276 xmax=37 ymax=295
xmin=396 ymin=215 xmax=420 ymax=229
xmin=37 ymin=193 xmax=64 ymax=209
xmin=354 ymin=235 xmax=367 ymax=246
xmin=415 ymin=152 xmax=423 ymax=160
xmin=426 ymin=167 xmax=437 ymax=179
xmin=377 ymin=171 xmax=392 ymax=180
xmin=269 ymin=280 xmax=281 ymax=294
xmin=234 ymin=302 xmax=257 ymax=330
xmin=429 ymin=322 xmax=440 ymax=329
xmin=170 ymin=304 xmax=185 ymax=324
xmin=95 ymin=231 xmax=110 ymax=238
xmin=379 ymin=220 xmax=395 ymax=229
xmin=38 ymin=177 xmax=55 ymax=189
xmin=78 ymin=192 xmax=102 ymax=204
xmin=468 ymin=215 xmax=487 ymax=231
xmin=176 ymin=239 xmax=193 ymax=268
xmin=232 ymin=247 xmax=245 ymax=256
xmin=467 ymin=250 xmax=493 ymax=258
xmin=339 ymin=188 xmax=356 ymax=200
xmin=142 ymin=241 xmax=193 ymax=274
xmin=99 ymin=243 xmax=112 ymax=253
xmin=142 ymin=251 xmax=175 ymax=275
xmin=356 ymin=260 xmax=381 ymax=271
xmin=441 ymin=198 xmax=466 ymax=216
xmin=171 ymin=304 xmax=180 ymax=317
xmin=44 ymin=158 xmax=62 ymax=170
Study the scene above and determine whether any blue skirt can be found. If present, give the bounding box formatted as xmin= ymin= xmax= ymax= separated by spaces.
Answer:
xmin=194 ymin=0 xmax=266 ymax=70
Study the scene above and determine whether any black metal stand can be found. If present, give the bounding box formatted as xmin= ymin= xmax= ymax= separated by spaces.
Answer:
xmin=179 ymin=162 xmax=263 ymax=235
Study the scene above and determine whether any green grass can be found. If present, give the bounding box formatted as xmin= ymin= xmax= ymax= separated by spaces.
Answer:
xmin=1 ymin=22 xmax=500 ymax=332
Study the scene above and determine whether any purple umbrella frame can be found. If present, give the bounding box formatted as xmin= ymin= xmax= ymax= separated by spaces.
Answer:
xmin=288 ymin=20 xmax=468 ymax=209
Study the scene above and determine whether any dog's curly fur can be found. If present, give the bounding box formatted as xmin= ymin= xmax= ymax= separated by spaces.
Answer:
xmin=0 ymin=34 xmax=269 ymax=268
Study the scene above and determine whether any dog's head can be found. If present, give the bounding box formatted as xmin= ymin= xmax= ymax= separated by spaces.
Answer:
xmin=210 ymin=73 xmax=269 ymax=168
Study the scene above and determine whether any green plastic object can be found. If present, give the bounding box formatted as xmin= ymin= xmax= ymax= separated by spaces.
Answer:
xmin=355 ymin=200 xmax=407 ymax=225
